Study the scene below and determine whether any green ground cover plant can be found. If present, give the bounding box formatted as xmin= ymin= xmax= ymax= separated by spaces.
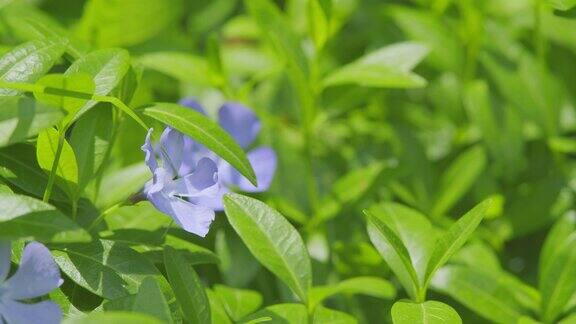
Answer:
xmin=0 ymin=0 xmax=575 ymax=323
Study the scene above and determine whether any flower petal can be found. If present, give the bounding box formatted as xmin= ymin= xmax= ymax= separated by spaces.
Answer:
xmin=190 ymin=186 xmax=229 ymax=211
xmin=3 ymin=242 xmax=62 ymax=300
xmin=160 ymin=127 xmax=184 ymax=176
xmin=148 ymin=190 xmax=215 ymax=237
xmin=218 ymin=102 xmax=261 ymax=148
xmin=179 ymin=98 xmax=206 ymax=115
xmin=0 ymin=299 xmax=61 ymax=324
xmin=165 ymin=158 xmax=219 ymax=198
xmin=141 ymin=128 xmax=158 ymax=173
xmin=220 ymin=147 xmax=277 ymax=192
xmin=0 ymin=241 xmax=11 ymax=283
xmin=178 ymin=139 xmax=215 ymax=177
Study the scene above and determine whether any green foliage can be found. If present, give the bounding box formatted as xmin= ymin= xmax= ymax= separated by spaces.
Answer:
xmin=223 ymin=193 xmax=311 ymax=302
xmin=0 ymin=0 xmax=575 ymax=322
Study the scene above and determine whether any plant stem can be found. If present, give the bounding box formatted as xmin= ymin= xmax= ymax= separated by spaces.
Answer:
xmin=534 ymin=0 xmax=547 ymax=64
xmin=0 ymin=80 xmax=150 ymax=131
xmin=87 ymin=201 xmax=124 ymax=231
xmin=42 ymin=129 xmax=66 ymax=202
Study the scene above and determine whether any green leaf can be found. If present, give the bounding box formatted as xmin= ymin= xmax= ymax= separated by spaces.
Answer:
xmin=36 ymin=127 xmax=79 ymax=200
xmin=138 ymin=52 xmax=211 ymax=85
xmin=35 ymin=73 xmax=95 ymax=122
xmin=323 ymin=42 xmax=428 ymax=89
xmin=0 ymin=95 xmax=64 ymax=148
xmin=207 ymin=289 xmax=233 ymax=324
xmin=214 ymin=284 xmax=263 ymax=321
xmin=63 ymin=312 xmax=164 ymax=324
xmin=367 ymin=203 xmax=436 ymax=283
xmin=308 ymin=0 xmax=330 ymax=51
xmin=423 ymin=199 xmax=491 ymax=288
xmin=431 ymin=265 xmax=534 ymax=324
xmin=540 ymin=211 xmax=576 ymax=277
xmin=549 ymin=0 xmax=576 ymax=10
xmin=365 ymin=210 xmax=421 ymax=299
xmin=241 ymin=304 xmax=308 ymax=324
xmin=391 ymin=300 xmax=461 ymax=324
xmin=65 ymin=48 xmax=131 ymax=119
xmin=0 ymin=38 xmax=66 ymax=95
xmin=164 ymin=246 xmax=211 ymax=324
xmin=431 ymin=146 xmax=486 ymax=217
xmin=313 ymin=306 xmax=357 ymax=324
xmin=96 ymin=162 xmax=150 ymax=209
xmin=388 ymin=7 xmax=464 ymax=73
xmin=308 ymin=276 xmax=396 ymax=311
xmin=223 ymin=193 xmax=312 ymax=303
xmin=0 ymin=144 xmax=68 ymax=201
xmin=540 ymin=232 xmax=576 ymax=322
xmin=143 ymin=103 xmax=256 ymax=185
xmin=0 ymin=192 xmax=90 ymax=242
xmin=311 ymin=163 xmax=387 ymax=226
xmin=70 ymin=106 xmax=113 ymax=190
xmin=133 ymin=277 xmax=173 ymax=324
xmin=1 ymin=3 xmax=89 ymax=57
xmin=76 ymin=0 xmax=183 ymax=47
xmin=215 ymin=228 xmax=260 ymax=287
xmin=52 ymin=240 xmax=163 ymax=299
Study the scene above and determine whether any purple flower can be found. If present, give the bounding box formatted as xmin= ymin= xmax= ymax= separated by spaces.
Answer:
xmin=142 ymin=129 xmax=219 ymax=237
xmin=179 ymin=100 xmax=277 ymax=211
xmin=141 ymin=99 xmax=276 ymax=236
xmin=0 ymin=241 xmax=63 ymax=324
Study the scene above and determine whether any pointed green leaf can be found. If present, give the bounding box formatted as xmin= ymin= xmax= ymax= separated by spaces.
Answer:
xmin=432 ymin=265 xmax=535 ymax=324
xmin=0 ymin=38 xmax=66 ymax=95
xmin=133 ymin=277 xmax=173 ymax=324
xmin=424 ymin=199 xmax=491 ymax=288
xmin=431 ymin=146 xmax=486 ymax=217
xmin=65 ymin=48 xmax=131 ymax=119
xmin=223 ymin=193 xmax=311 ymax=302
xmin=52 ymin=240 xmax=164 ymax=300
xmin=164 ymin=246 xmax=211 ymax=324
xmin=323 ymin=42 xmax=428 ymax=89
xmin=0 ymin=192 xmax=90 ymax=242
xmin=242 ymin=304 xmax=308 ymax=324
xmin=365 ymin=210 xmax=421 ymax=299
xmin=214 ymin=284 xmax=263 ymax=321
xmin=540 ymin=233 xmax=576 ymax=323
xmin=313 ymin=306 xmax=357 ymax=324
xmin=391 ymin=300 xmax=461 ymax=324
xmin=309 ymin=276 xmax=396 ymax=311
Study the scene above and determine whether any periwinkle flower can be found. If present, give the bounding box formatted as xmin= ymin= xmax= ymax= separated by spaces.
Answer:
xmin=179 ymin=99 xmax=277 ymax=211
xmin=142 ymin=129 xmax=219 ymax=237
xmin=142 ymin=99 xmax=276 ymax=236
xmin=0 ymin=241 xmax=63 ymax=324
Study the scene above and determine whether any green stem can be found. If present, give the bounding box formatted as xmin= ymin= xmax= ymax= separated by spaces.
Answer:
xmin=42 ymin=129 xmax=66 ymax=202
xmin=87 ymin=201 xmax=124 ymax=232
xmin=534 ymin=0 xmax=547 ymax=64
xmin=0 ymin=80 xmax=150 ymax=131
xmin=161 ymin=219 xmax=175 ymax=243
xmin=92 ymin=108 xmax=122 ymax=203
